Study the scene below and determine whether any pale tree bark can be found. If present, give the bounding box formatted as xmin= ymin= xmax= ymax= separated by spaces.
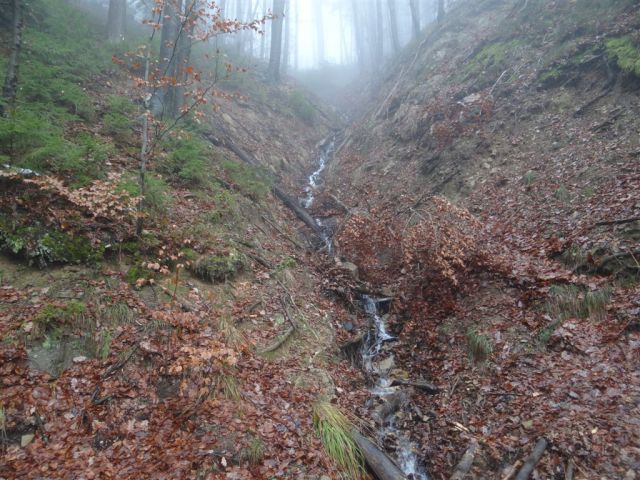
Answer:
xmin=314 ymin=0 xmax=324 ymax=67
xmin=107 ymin=0 xmax=127 ymax=43
xmin=409 ymin=0 xmax=420 ymax=39
xmin=293 ymin=0 xmax=299 ymax=69
xmin=386 ymin=0 xmax=399 ymax=54
xmin=282 ymin=0 xmax=290 ymax=74
xmin=235 ymin=0 xmax=247 ymax=54
xmin=172 ymin=0 xmax=196 ymax=116
xmin=259 ymin=0 xmax=267 ymax=59
xmin=1 ymin=0 xmax=23 ymax=117
xmin=267 ymin=0 xmax=285 ymax=82
xmin=376 ymin=0 xmax=384 ymax=60
xmin=351 ymin=0 xmax=365 ymax=73
xmin=156 ymin=0 xmax=181 ymax=118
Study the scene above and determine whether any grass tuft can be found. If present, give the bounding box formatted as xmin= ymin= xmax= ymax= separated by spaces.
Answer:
xmin=546 ymin=284 xmax=611 ymax=321
xmin=466 ymin=326 xmax=493 ymax=363
xmin=312 ymin=399 xmax=365 ymax=479
xmin=212 ymin=372 xmax=242 ymax=401
xmin=239 ymin=436 xmax=265 ymax=465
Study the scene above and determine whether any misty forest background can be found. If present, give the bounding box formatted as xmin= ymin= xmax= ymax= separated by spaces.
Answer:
xmin=0 ymin=0 xmax=639 ymax=479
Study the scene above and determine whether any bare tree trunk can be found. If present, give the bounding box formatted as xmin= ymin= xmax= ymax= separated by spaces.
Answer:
xmin=314 ymin=0 xmax=324 ymax=67
xmin=376 ymin=0 xmax=384 ymax=60
xmin=386 ymin=0 xmax=400 ymax=54
xmin=267 ymin=0 xmax=285 ymax=82
xmin=437 ymin=0 xmax=445 ymax=23
xmin=409 ymin=0 xmax=420 ymax=39
xmin=156 ymin=0 xmax=181 ymax=118
xmin=293 ymin=0 xmax=299 ymax=69
xmin=1 ymin=0 xmax=23 ymax=117
xmin=172 ymin=0 xmax=195 ymax=116
xmin=351 ymin=0 xmax=366 ymax=73
xmin=107 ymin=0 xmax=126 ymax=43
xmin=136 ymin=46 xmax=152 ymax=238
xmin=282 ymin=0 xmax=290 ymax=74
xmin=260 ymin=0 xmax=267 ymax=59
xmin=235 ymin=0 xmax=247 ymax=55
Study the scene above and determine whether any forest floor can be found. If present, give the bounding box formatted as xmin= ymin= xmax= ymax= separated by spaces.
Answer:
xmin=1 ymin=1 xmax=640 ymax=479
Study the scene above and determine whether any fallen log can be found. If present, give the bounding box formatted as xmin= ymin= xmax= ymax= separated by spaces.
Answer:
xmin=351 ymin=430 xmax=407 ymax=480
xmin=273 ymin=186 xmax=323 ymax=235
xmin=514 ymin=438 xmax=548 ymax=480
xmin=390 ymin=379 xmax=440 ymax=394
xmin=450 ymin=439 xmax=479 ymax=480
xmin=595 ymin=216 xmax=640 ymax=226
xmin=205 ymin=132 xmax=323 ymax=237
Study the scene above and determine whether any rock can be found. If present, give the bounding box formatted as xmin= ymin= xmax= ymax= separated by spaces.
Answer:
xmin=377 ymin=356 xmax=395 ymax=373
xmin=343 ymin=321 xmax=354 ymax=332
xmin=340 ymin=261 xmax=359 ymax=278
xmin=21 ymin=433 xmax=35 ymax=447
xmin=390 ymin=368 xmax=410 ymax=380
xmin=72 ymin=356 xmax=88 ymax=363
xmin=380 ymin=286 xmax=394 ymax=297
xmin=624 ymin=470 xmax=636 ymax=480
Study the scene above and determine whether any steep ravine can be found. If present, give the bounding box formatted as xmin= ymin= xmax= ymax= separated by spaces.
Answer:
xmin=302 ymin=135 xmax=430 ymax=479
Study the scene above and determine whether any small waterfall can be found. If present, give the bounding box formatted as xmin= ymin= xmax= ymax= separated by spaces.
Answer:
xmin=360 ymin=296 xmax=430 ymax=480
xmin=304 ymin=137 xmax=336 ymax=253
xmin=304 ymin=138 xmax=335 ymax=209
xmin=304 ymin=137 xmax=428 ymax=478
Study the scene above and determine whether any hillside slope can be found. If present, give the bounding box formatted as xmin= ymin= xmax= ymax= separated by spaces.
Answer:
xmin=316 ymin=0 xmax=640 ymax=478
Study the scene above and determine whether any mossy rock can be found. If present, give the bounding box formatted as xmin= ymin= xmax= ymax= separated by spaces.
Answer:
xmin=606 ymin=36 xmax=640 ymax=78
xmin=0 ymin=216 xmax=103 ymax=267
xmin=124 ymin=263 xmax=153 ymax=286
xmin=191 ymin=250 xmax=246 ymax=283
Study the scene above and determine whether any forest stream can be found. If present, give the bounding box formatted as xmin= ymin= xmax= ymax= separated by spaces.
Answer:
xmin=305 ymin=137 xmax=429 ymax=480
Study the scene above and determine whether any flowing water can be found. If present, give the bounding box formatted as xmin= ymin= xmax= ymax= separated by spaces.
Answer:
xmin=303 ymin=138 xmax=428 ymax=479
xmin=361 ymin=296 xmax=430 ymax=480
xmin=304 ymin=137 xmax=336 ymax=253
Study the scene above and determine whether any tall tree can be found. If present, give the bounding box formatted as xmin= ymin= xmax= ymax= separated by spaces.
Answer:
xmin=314 ymin=0 xmax=324 ymax=67
xmin=376 ymin=0 xmax=384 ymax=59
xmin=409 ymin=0 xmax=420 ymax=39
xmin=107 ymin=0 xmax=127 ymax=43
xmin=386 ymin=0 xmax=400 ymax=54
xmin=155 ymin=0 xmax=180 ymax=117
xmin=1 ymin=0 xmax=24 ymax=117
xmin=267 ymin=0 xmax=285 ymax=82
xmin=282 ymin=0 xmax=290 ymax=74
xmin=293 ymin=0 xmax=299 ymax=70
xmin=259 ymin=0 xmax=267 ymax=59
xmin=351 ymin=0 xmax=365 ymax=73
xmin=437 ymin=0 xmax=445 ymax=23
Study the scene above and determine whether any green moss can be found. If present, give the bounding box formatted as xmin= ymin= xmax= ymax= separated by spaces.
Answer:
xmin=191 ymin=251 xmax=246 ymax=283
xmin=118 ymin=173 xmax=170 ymax=216
xmin=39 ymin=232 xmax=104 ymax=264
xmin=219 ymin=160 xmax=272 ymax=201
xmin=32 ymin=301 xmax=86 ymax=337
xmin=0 ymin=216 xmax=103 ymax=267
xmin=288 ymin=91 xmax=316 ymax=125
xmin=158 ymin=130 xmax=213 ymax=187
xmin=180 ymin=248 xmax=199 ymax=262
xmin=275 ymin=256 xmax=297 ymax=272
xmin=125 ymin=264 xmax=153 ymax=286
xmin=606 ymin=36 xmax=640 ymax=77
xmin=465 ymin=39 xmax=526 ymax=81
